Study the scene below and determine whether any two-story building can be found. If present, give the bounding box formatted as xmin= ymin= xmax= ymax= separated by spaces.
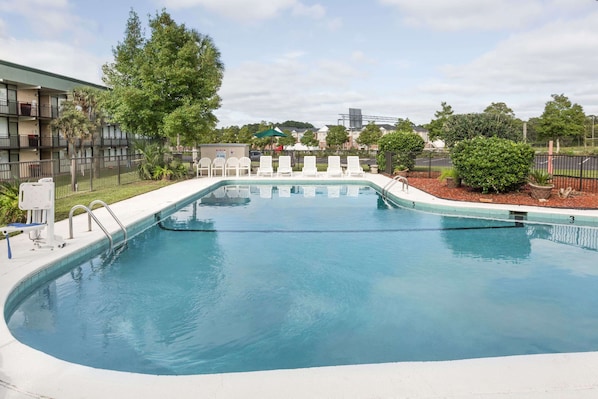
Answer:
xmin=0 ymin=60 xmax=132 ymax=179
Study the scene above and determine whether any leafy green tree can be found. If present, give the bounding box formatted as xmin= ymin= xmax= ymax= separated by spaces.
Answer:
xmin=279 ymin=130 xmax=297 ymax=147
xmin=426 ymin=101 xmax=454 ymax=141
xmin=278 ymin=121 xmax=315 ymax=129
xmin=218 ymin=126 xmax=240 ymax=143
xmin=395 ymin=118 xmax=415 ymax=133
xmin=102 ymin=9 xmax=224 ymax=147
xmin=441 ymin=113 xmax=521 ymax=148
xmin=451 ymin=136 xmax=534 ymax=193
xmin=0 ymin=180 xmax=25 ymax=224
xmin=356 ymin=122 xmax=382 ymax=150
xmin=376 ymin=131 xmax=425 ymax=171
xmin=51 ymin=96 xmax=99 ymax=191
xmin=326 ymin=125 xmax=349 ymax=150
xmin=300 ymin=130 xmax=319 ymax=148
xmin=536 ymin=94 xmax=586 ymax=149
xmin=484 ymin=102 xmax=515 ymax=117
xmin=238 ymin=125 xmax=258 ymax=144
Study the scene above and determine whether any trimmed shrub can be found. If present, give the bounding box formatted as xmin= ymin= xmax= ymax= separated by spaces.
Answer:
xmin=376 ymin=131 xmax=425 ymax=171
xmin=451 ymin=136 xmax=534 ymax=193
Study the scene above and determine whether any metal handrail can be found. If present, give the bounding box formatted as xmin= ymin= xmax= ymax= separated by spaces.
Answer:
xmin=382 ymin=175 xmax=409 ymax=199
xmin=68 ymin=205 xmax=114 ymax=252
xmin=88 ymin=200 xmax=127 ymax=245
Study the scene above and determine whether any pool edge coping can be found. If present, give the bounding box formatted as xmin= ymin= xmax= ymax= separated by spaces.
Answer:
xmin=1 ymin=173 xmax=598 ymax=399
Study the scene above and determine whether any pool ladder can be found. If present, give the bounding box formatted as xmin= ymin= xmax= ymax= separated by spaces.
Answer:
xmin=68 ymin=200 xmax=127 ymax=253
xmin=381 ymin=175 xmax=409 ymax=201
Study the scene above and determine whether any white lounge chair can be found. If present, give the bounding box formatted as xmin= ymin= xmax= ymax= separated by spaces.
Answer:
xmin=238 ymin=156 xmax=251 ymax=176
xmin=196 ymin=157 xmax=211 ymax=177
xmin=302 ymin=156 xmax=318 ymax=177
xmin=257 ymin=156 xmax=274 ymax=177
xmin=277 ymin=155 xmax=293 ymax=177
xmin=211 ymin=158 xmax=225 ymax=176
xmin=225 ymin=156 xmax=240 ymax=176
xmin=346 ymin=156 xmax=364 ymax=177
xmin=326 ymin=156 xmax=343 ymax=177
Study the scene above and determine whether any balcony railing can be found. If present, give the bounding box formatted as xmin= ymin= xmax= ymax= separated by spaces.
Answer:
xmin=0 ymin=99 xmax=58 ymax=118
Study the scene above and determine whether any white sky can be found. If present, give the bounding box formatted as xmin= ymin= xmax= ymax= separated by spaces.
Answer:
xmin=1 ymin=0 xmax=597 ymax=128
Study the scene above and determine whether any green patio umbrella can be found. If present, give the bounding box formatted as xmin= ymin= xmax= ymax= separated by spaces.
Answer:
xmin=254 ymin=128 xmax=288 ymax=150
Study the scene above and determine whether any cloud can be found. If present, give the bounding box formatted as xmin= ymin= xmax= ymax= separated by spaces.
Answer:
xmin=292 ymin=3 xmax=325 ymax=19
xmin=379 ymin=0 xmax=546 ymax=31
xmin=0 ymin=37 xmax=106 ymax=85
xmin=215 ymin=55 xmax=366 ymax=127
xmin=415 ymin=11 xmax=598 ymax=119
xmin=163 ymin=0 xmax=326 ymax=21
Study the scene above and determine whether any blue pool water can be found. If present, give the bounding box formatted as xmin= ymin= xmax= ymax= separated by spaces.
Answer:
xmin=6 ymin=184 xmax=598 ymax=375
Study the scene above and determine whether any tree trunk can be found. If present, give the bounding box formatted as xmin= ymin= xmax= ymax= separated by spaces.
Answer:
xmin=70 ymin=157 xmax=77 ymax=192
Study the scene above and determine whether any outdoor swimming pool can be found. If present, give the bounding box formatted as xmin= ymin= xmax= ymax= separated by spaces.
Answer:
xmin=6 ymin=183 xmax=598 ymax=375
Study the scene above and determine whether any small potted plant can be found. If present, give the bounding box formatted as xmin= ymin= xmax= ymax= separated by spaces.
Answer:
xmin=438 ymin=168 xmax=461 ymax=188
xmin=528 ymin=169 xmax=553 ymax=200
xmin=394 ymin=165 xmax=408 ymax=177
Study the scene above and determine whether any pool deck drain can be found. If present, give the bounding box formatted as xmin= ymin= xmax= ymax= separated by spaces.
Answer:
xmin=1 ymin=173 xmax=598 ymax=399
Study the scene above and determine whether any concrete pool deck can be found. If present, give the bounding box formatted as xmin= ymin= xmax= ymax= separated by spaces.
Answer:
xmin=1 ymin=173 xmax=598 ymax=399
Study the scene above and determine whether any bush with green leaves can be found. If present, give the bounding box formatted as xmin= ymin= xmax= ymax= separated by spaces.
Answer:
xmin=451 ymin=136 xmax=534 ymax=193
xmin=0 ymin=180 xmax=25 ymax=225
xmin=376 ymin=131 xmax=425 ymax=171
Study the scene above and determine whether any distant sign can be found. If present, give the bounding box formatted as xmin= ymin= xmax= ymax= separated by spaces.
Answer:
xmin=349 ymin=108 xmax=362 ymax=130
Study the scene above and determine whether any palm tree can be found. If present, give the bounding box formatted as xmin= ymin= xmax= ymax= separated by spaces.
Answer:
xmin=72 ymin=87 xmax=105 ymax=177
xmin=51 ymin=99 xmax=97 ymax=191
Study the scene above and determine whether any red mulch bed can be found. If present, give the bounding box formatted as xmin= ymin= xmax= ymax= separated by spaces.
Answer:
xmin=402 ymin=172 xmax=598 ymax=209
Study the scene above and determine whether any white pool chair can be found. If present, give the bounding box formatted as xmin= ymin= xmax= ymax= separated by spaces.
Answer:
xmin=225 ymin=156 xmax=240 ymax=176
xmin=277 ymin=155 xmax=293 ymax=177
xmin=211 ymin=157 xmax=226 ymax=177
xmin=326 ymin=156 xmax=343 ymax=177
xmin=346 ymin=156 xmax=365 ymax=177
xmin=257 ymin=156 xmax=274 ymax=177
xmin=196 ymin=157 xmax=211 ymax=177
xmin=302 ymin=156 xmax=318 ymax=177
xmin=1 ymin=178 xmax=65 ymax=259
xmin=238 ymin=156 xmax=251 ymax=176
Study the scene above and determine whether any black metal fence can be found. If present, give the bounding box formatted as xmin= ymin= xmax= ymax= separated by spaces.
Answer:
xmin=534 ymin=154 xmax=598 ymax=192
xmin=386 ymin=151 xmax=598 ymax=193
xmin=0 ymin=155 xmax=145 ymax=199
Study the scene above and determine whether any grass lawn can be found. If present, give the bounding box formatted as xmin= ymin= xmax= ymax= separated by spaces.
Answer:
xmin=55 ymin=179 xmax=176 ymax=221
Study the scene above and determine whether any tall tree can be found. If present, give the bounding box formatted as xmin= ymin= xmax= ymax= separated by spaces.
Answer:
xmin=395 ymin=118 xmax=415 ymax=133
xmin=441 ymin=113 xmax=522 ymax=148
xmin=326 ymin=125 xmax=349 ymax=150
xmin=356 ymin=122 xmax=382 ymax=150
xmin=300 ymin=130 xmax=319 ymax=148
xmin=426 ymin=102 xmax=454 ymax=141
xmin=72 ymin=87 xmax=105 ymax=177
xmin=102 ymin=9 xmax=224 ymax=147
xmin=537 ymin=94 xmax=586 ymax=149
xmin=483 ymin=102 xmax=515 ymax=117
xmin=51 ymin=96 xmax=99 ymax=191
